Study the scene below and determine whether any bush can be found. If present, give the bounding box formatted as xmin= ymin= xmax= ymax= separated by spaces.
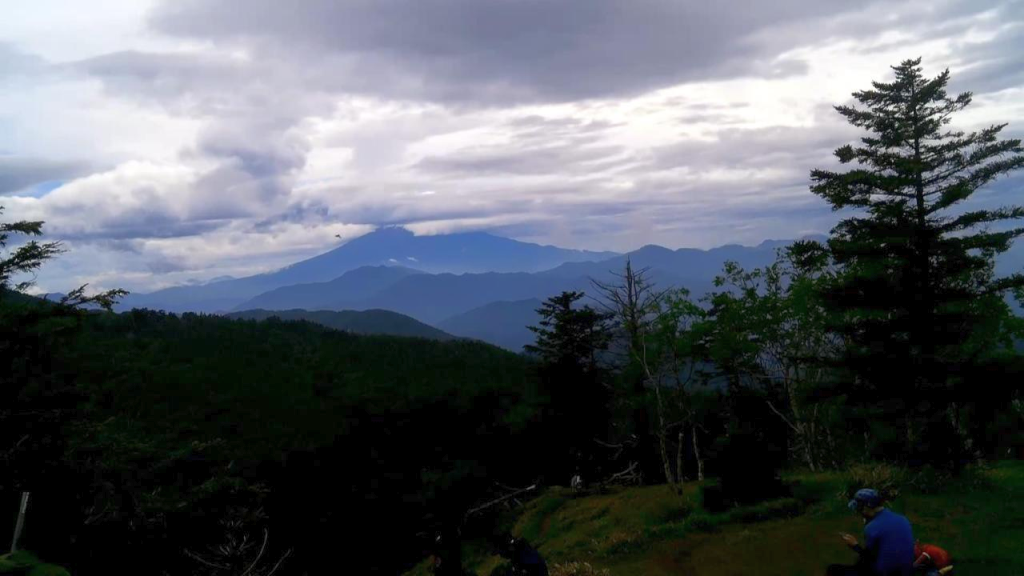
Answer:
xmin=844 ymin=462 xmax=994 ymax=503
xmin=726 ymin=498 xmax=803 ymax=523
xmin=683 ymin=512 xmax=715 ymax=532
xmin=843 ymin=463 xmax=906 ymax=503
xmin=550 ymin=562 xmax=611 ymax=576
xmin=903 ymin=465 xmax=952 ymax=494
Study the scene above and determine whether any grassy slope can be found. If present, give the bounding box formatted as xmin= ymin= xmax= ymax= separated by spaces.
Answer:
xmin=0 ymin=551 xmax=69 ymax=576
xmin=413 ymin=461 xmax=1024 ymax=576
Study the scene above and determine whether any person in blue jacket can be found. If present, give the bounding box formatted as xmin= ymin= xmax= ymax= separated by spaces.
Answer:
xmin=827 ymin=488 xmax=916 ymax=576
xmin=491 ymin=533 xmax=548 ymax=576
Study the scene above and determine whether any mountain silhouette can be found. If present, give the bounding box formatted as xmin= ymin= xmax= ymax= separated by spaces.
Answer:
xmin=118 ymin=228 xmax=617 ymax=313
xmin=339 ymin=271 xmax=590 ymax=325
xmin=233 ymin=266 xmax=422 ymax=311
xmin=438 ymin=299 xmax=544 ymax=351
xmin=231 ymin=237 xmax=813 ymax=337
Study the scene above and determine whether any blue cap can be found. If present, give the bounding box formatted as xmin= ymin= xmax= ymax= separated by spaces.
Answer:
xmin=848 ymin=488 xmax=882 ymax=511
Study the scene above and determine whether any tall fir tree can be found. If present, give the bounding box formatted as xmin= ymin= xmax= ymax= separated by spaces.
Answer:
xmin=526 ymin=291 xmax=612 ymax=372
xmin=805 ymin=58 xmax=1024 ymax=467
xmin=525 ymin=291 xmax=613 ymax=478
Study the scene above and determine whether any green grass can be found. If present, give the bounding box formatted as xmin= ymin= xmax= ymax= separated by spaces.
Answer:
xmin=0 ymin=551 xmax=70 ymax=576
xmin=415 ymin=461 xmax=1024 ymax=576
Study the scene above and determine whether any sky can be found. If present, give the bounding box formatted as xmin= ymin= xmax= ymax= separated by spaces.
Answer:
xmin=2 ymin=0 xmax=1023 ymax=293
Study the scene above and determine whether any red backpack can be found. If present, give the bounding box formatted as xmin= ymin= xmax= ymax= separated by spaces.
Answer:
xmin=914 ymin=543 xmax=952 ymax=569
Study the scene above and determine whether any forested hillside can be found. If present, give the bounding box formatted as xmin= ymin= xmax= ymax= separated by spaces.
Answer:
xmin=226 ymin=308 xmax=456 ymax=340
xmin=2 ymin=302 xmax=548 ymax=574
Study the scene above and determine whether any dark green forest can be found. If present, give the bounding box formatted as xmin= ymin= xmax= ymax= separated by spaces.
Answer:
xmin=225 ymin=308 xmax=456 ymax=341
xmin=2 ymin=302 xmax=548 ymax=574
xmin=2 ymin=60 xmax=1024 ymax=575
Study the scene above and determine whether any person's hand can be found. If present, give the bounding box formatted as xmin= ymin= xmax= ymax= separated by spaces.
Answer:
xmin=840 ymin=533 xmax=859 ymax=548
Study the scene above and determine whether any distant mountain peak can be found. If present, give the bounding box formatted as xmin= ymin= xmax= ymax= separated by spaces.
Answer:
xmin=634 ymin=244 xmax=675 ymax=255
xmin=119 ymin=228 xmax=618 ymax=313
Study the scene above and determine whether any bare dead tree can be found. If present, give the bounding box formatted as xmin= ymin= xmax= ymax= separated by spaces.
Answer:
xmin=591 ymin=259 xmax=668 ymax=484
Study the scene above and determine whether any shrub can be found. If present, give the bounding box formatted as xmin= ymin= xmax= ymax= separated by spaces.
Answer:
xmin=683 ymin=512 xmax=716 ymax=532
xmin=904 ymin=465 xmax=952 ymax=494
xmin=726 ymin=498 xmax=803 ymax=523
xmin=906 ymin=463 xmax=992 ymax=494
xmin=843 ymin=463 xmax=906 ymax=503
xmin=550 ymin=562 xmax=612 ymax=576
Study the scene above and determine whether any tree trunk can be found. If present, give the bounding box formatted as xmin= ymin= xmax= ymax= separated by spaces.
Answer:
xmin=790 ymin=401 xmax=817 ymax=472
xmin=676 ymin=430 xmax=686 ymax=484
xmin=825 ymin=423 xmax=839 ymax=469
xmin=692 ymin=424 xmax=705 ymax=482
xmin=632 ymin=382 xmax=660 ymax=483
xmin=801 ymin=425 xmax=817 ymax=472
xmin=654 ymin=384 xmax=675 ymax=485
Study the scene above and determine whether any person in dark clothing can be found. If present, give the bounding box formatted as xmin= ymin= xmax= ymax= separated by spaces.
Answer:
xmin=827 ymin=489 xmax=915 ymax=576
xmin=491 ymin=534 xmax=549 ymax=576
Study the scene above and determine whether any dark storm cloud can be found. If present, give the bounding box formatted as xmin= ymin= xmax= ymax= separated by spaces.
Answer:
xmin=0 ymin=157 xmax=93 ymax=194
xmin=149 ymin=0 xmax=859 ymax=104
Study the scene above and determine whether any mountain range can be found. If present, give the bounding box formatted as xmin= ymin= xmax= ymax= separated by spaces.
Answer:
xmin=117 ymin=228 xmax=615 ymax=314
xmin=122 ymin=227 xmax=1024 ymax=350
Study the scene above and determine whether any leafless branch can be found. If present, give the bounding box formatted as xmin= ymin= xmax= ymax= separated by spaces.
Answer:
xmin=240 ymin=529 xmax=269 ymax=576
xmin=465 ymin=484 xmax=537 ymax=517
xmin=766 ymin=400 xmax=800 ymax=433
xmin=184 ymin=550 xmax=230 ymax=571
xmin=265 ymin=549 xmax=292 ymax=576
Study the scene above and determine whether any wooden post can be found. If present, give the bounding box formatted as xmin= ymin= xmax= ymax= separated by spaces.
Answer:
xmin=10 ymin=492 xmax=29 ymax=553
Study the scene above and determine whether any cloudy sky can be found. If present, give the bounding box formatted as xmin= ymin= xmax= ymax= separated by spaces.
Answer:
xmin=2 ymin=0 xmax=1023 ymax=292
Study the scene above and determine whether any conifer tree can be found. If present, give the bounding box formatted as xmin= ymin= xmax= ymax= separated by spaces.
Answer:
xmin=526 ymin=291 xmax=613 ymax=477
xmin=806 ymin=59 xmax=1024 ymax=466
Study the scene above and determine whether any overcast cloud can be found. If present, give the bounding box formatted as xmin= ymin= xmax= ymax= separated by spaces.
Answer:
xmin=1 ymin=0 xmax=1023 ymax=292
